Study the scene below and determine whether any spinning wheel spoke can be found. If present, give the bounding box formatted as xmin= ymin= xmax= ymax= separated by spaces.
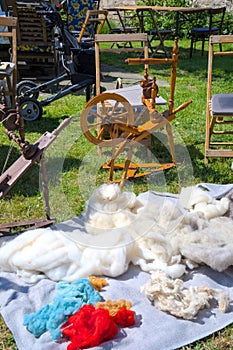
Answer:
xmin=87 ymin=121 xmax=103 ymax=130
xmin=113 ymin=111 xmax=130 ymax=121
xmin=110 ymin=101 xmax=122 ymax=115
xmin=97 ymin=127 xmax=105 ymax=140
xmin=88 ymin=109 xmax=104 ymax=121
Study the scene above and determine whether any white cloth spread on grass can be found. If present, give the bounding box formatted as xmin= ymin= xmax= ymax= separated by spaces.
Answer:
xmin=0 ymin=183 xmax=233 ymax=319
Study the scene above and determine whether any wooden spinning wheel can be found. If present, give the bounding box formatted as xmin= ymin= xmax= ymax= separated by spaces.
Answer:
xmin=80 ymin=38 xmax=192 ymax=186
xmin=80 ymin=92 xmax=135 ymax=146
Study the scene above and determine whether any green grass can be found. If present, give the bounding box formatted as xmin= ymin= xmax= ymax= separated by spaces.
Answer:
xmin=0 ymin=38 xmax=233 ymax=349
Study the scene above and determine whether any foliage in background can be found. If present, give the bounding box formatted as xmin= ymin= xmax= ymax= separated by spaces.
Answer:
xmin=136 ymin=0 xmax=233 ymax=35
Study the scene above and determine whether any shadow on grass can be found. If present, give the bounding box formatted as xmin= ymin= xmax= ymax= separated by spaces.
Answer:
xmin=0 ymin=152 xmax=84 ymax=199
xmin=186 ymin=143 xmax=233 ymax=184
xmin=24 ymin=115 xmax=68 ymax=135
xmin=0 ymin=144 xmax=41 ymax=198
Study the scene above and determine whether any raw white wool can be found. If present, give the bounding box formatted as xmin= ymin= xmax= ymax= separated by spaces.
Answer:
xmin=0 ymin=183 xmax=232 ymax=318
xmin=141 ymin=270 xmax=230 ymax=320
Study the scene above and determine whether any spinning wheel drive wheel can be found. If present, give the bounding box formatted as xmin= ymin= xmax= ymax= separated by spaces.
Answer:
xmin=80 ymin=92 xmax=135 ymax=146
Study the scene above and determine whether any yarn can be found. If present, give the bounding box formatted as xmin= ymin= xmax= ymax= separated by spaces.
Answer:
xmin=23 ymin=278 xmax=102 ymax=340
xmin=61 ymin=304 xmax=135 ymax=349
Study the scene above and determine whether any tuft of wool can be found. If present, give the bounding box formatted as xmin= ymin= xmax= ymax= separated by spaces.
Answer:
xmin=0 ymin=225 xmax=133 ymax=283
xmin=179 ymin=186 xmax=229 ymax=219
xmin=88 ymin=276 xmax=108 ymax=291
xmin=23 ymin=278 xmax=102 ymax=340
xmin=84 ymin=183 xmax=143 ymax=235
xmin=61 ymin=304 xmax=135 ymax=349
xmin=176 ymin=216 xmax=233 ymax=272
xmin=141 ymin=270 xmax=230 ymax=320
xmin=96 ymin=299 xmax=132 ymax=316
xmin=61 ymin=305 xmax=118 ymax=350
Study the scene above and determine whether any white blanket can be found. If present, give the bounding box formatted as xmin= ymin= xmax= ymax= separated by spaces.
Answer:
xmin=0 ymin=183 xmax=233 ymax=349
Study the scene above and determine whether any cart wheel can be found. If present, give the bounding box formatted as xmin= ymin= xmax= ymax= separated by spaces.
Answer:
xmin=17 ymin=80 xmax=39 ymax=99
xmin=20 ymin=98 xmax=43 ymax=121
xmin=80 ymin=92 xmax=134 ymax=146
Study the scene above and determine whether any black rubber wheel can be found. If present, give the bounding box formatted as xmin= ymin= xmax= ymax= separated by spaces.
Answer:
xmin=17 ymin=80 xmax=39 ymax=99
xmin=20 ymin=98 xmax=43 ymax=121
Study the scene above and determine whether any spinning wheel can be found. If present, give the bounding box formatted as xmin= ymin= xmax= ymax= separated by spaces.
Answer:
xmin=80 ymin=92 xmax=135 ymax=146
xmin=80 ymin=38 xmax=192 ymax=186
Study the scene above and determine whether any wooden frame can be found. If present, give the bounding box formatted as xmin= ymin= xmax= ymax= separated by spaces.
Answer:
xmin=81 ymin=38 xmax=192 ymax=185
xmin=189 ymin=7 xmax=226 ymax=58
xmin=0 ymin=16 xmax=17 ymax=106
xmin=10 ymin=1 xmax=58 ymax=79
xmin=94 ymin=33 xmax=149 ymax=95
xmin=205 ymin=34 xmax=233 ymax=163
xmin=77 ymin=10 xmax=108 ymax=43
xmin=105 ymin=8 xmax=138 ymax=49
xmin=135 ymin=8 xmax=173 ymax=58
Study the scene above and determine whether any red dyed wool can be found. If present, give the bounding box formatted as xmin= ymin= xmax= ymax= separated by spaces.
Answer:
xmin=61 ymin=304 xmax=119 ymax=349
xmin=112 ymin=307 xmax=135 ymax=327
xmin=62 ymin=304 xmax=136 ymax=349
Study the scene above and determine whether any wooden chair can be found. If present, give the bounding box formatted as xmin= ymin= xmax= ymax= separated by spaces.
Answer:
xmin=4 ymin=0 xmax=43 ymax=14
xmin=0 ymin=16 xmax=17 ymax=106
xmin=105 ymin=8 xmax=139 ymax=49
xmin=77 ymin=10 xmax=108 ymax=43
xmin=205 ymin=34 xmax=233 ymax=163
xmin=136 ymin=8 xmax=173 ymax=58
xmin=94 ymin=33 xmax=149 ymax=96
xmin=189 ymin=7 xmax=226 ymax=58
xmin=10 ymin=1 xmax=58 ymax=79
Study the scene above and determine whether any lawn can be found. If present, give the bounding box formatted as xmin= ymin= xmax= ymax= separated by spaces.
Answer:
xmin=0 ymin=38 xmax=233 ymax=349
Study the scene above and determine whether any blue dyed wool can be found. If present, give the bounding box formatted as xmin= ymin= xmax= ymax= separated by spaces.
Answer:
xmin=23 ymin=278 xmax=102 ymax=340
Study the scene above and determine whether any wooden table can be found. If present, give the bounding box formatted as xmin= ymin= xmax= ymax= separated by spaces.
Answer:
xmin=105 ymin=6 xmax=211 ymax=37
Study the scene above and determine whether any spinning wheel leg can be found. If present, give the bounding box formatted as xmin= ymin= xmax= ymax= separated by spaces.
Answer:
xmin=166 ymin=122 xmax=176 ymax=164
xmin=109 ymin=147 xmax=116 ymax=181
xmin=120 ymin=147 xmax=133 ymax=188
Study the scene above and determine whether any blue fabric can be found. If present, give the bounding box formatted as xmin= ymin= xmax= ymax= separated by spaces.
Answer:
xmin=67 ymin=0 xmax=97 ymax=32
xmin=23 ymin=278 xmax=102 ymax=340
xmin=192 ymin=27 xmax=219 ymax=33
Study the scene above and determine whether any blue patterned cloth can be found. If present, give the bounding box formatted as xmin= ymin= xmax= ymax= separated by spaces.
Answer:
xmin=67 ymin=0 xmax=97 ymax=32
